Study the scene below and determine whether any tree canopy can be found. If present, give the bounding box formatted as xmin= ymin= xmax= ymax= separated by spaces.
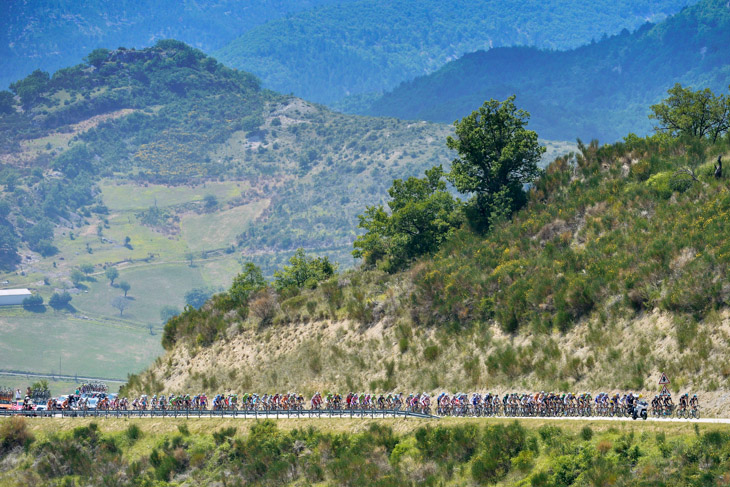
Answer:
xmin=0 ymin=91 xmax=15 ymax=115
xmin=446 ymin=96 xmax=545 ymax=232
xmin=229 ymin=262 xmax=266 ymax=307
xmin=111 ymin=296 xmax=130 ymax=316
xmin=105 ymin=267 xmax=119 ymax=285
xmin=273 ymin=248 xmax=337 ymax=291
xmin=49 ymin=292 xmax=72 ymax=310
xmin=353 ymin=165 xmax=461 ymax=272
xmin=650 ymin=83 xmax=730 ymax=142
xmin=185 ymin=287 xmax=215 ymax=309
xmin=118 ymin=281 xmax=131 ymax=297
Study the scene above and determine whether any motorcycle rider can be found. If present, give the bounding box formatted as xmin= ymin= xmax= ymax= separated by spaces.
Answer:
xmin=626 ymin=392 xmax=636 ymax=416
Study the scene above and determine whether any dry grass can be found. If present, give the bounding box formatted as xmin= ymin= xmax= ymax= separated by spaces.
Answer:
xmin=139 ymin=308 xmax=730 ymax=416
xmin=20 ymin=415 xmax=724 ymax=442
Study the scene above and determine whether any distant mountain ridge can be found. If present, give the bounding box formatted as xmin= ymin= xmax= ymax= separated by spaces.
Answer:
xmin=0 ymin=0 xmax=353 ymax=90
xmin=215 ymin=0 xmax=697 ymax=105
xmin=368 ymin=0 xmax=730 ymax=142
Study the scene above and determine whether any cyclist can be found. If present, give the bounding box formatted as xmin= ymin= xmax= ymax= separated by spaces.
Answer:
xmin=679 ymin=393 xmax=688 ymax=413
xmin=663 ymin=393 xmax=673 ymax=414
xmin=421 ymin=393 xmax=430 ymax=413
xmin=471 ymin=393 xmax=480 ymax=412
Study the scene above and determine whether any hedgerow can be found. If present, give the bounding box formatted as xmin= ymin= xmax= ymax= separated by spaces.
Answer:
xmin=4 ymin=419 xmax=730 ymax=486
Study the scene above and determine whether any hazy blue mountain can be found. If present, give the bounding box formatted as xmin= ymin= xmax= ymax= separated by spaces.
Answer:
xmin=368 ymin=0 xmax=730 ymax=142
xmin=215 ymin=0 xmax=697 ymax=105
xmin=0 ymin=0 xmax=353 ymax=90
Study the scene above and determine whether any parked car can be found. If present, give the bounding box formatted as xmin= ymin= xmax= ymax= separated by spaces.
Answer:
xmin=11 ymin=400 xmax=31 ymax=411
xmin=0 ymin=389 xmax=13 ymax=410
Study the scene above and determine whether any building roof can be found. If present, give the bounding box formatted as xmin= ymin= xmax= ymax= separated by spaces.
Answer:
xmin=0 ymin=289 xmax=32 ymax=296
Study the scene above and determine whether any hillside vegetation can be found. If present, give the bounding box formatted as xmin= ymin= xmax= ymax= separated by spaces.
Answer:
xmin=0 ymin=40 xmax=489 ymax=380
xmin=0 ymin=0 xmax=352 ymax=90
xmin=368 ymin=0 xmax=730 ymax=142
xmin=1 ymin=417 xmax=727 ymax=486
xmin=0 ymin=40 xmax=473 ymax=270
xmin=133 ymin=90 xmax=730 ymax=414
xmin=0 ymin=42 xmax=578 ymax=381
xmin=216 ymin=0 xmax=695 ymax=106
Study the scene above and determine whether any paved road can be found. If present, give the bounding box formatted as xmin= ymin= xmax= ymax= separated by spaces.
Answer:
xmin=499 ymin=415 xmax=727 ymax=424
xmin=0 ymin=409 xmax=436 ymax=420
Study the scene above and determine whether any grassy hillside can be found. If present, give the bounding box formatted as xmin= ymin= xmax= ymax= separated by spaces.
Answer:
xmin=1 ymin=416 xmax=729 ymax=486
xmin=215 ymin=0 xmax=695 ymax=106
xmin=0 ymin=42 xmax=576 ymax=381
xmin=368 ymin=0 xmax=730 ymax=142
xmin=0 ymin=0 xmax=353 ymax=90
xmin=0 ymin=41 xmax=442 ymax=380
xmin=132 ymin=127 xmax=730 ymax=414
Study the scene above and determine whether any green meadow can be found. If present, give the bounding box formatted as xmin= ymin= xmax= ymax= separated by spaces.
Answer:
xmin=0 ymin=307 xmax=161 ymax=380
xmin=0 ymin=179 xmax=262 ymax=381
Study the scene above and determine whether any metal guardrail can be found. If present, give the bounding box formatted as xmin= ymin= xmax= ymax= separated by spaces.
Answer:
xmin=0 ymin=408 xmax=439 ymax=420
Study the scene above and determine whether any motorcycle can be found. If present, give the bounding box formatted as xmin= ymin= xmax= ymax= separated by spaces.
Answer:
xmin=632 ymin=400 xmax=648 ymax=420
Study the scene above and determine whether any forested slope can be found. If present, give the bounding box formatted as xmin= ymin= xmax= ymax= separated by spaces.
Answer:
xmin=216 ymin=0 xmax=695 ymax=105
xmin=369 ymin=0 xmax=730 ymax=142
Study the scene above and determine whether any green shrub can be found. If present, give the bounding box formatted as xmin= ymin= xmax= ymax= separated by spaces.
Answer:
xmin=125 ymin=424 xmax=142 ymax=442
xmin=423 ymin=345 xmax=439 ymax=362
xmin=530 ymin=471 xmax=551 ymax=486
xmin=212 ymin=426 xmax=237 ymax=445
xmin=674 ymin=317 xmax=698 ymax=351
xmin=646 ymin=171 xmax=673 ymax=199
xmin=669 ymin=172 xmax=694 ymax=193
xmin=630 ymin=158 xmax=652 ymax=181
xmin=511 ymin=449 xmax=535 ymax=473
xmin=0 ymin=417 xmax=33 ymax=455
xmin=538 ymin=425 xmax=562 ymax=447
xmin=471 ymin=422 xmax=526 ymax=483
xmin=464 ymin=357 xmax=481 ymax=384
xmin=308 ymin=350 xmax=323 ymax=374
xmin=345 ymin=290 xmax=372 ymax=324
xmin=22 ymin=294 xmax=44 ymax=309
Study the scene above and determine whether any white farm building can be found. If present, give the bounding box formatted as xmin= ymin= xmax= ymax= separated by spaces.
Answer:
xmin=0 ymin=289 xmax=32 ymax=305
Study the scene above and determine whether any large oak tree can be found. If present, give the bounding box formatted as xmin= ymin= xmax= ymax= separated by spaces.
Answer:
xmin=446 ymin=96 xmax=545 ymax=232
